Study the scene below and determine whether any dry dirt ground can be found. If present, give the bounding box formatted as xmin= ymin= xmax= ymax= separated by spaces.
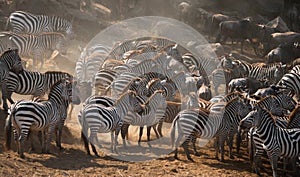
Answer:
xmin=0 ymin=109 xmax=260 ymax=177
xmin=0 ymin=77 xmax=278 ymax=177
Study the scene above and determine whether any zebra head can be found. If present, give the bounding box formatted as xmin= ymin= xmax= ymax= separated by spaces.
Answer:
xmin=52 ymin=32 xmax=68 ymax=55
xmin=0 ymin=49 xmax=23 ymax=74
xmin=275 ymin=90 xmax=297 ymax=112
xmin=239 ymin=109 xmax=257 ymax=130
xmin=126 ymin=90 xmax=144 ymax=115
xmin=70 ymin=80 xmax=81 ymax=105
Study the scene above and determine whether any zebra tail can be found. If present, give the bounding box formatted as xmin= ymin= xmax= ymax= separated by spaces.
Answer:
xmin=5 ymin=16 xmax=10 ymax=31
xmin=170 ymin=114 xmax=179 ymax=148
xmin=79 ymin=110 xmax=89 ymax=150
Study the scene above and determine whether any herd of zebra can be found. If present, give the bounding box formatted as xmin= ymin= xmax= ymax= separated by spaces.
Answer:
xmin=0 ymin=11 xmax=73 ymax=70
xmin=73 ymin=32 xmax=300 ymax=176
xmin=1 ymin=10 xmax=300 ymax=177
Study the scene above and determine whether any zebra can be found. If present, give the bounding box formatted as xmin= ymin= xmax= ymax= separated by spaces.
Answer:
xmin=5 ymin=79 xmax=78 ymax=158
xmin=6 ymin=11 xmax=74 ymax=39
xmin=0 ymin=49 xmax=24 ymax=110
xmin=77 ymin=95 xmax=115 ymax=156
xmin=121 ymin=90 xmax=167 ymax=147
xmin=2 ymin=70 xmax=72 ymax=110
xmin=240 ymin=93 xmax=297 ymax=175
xmin=233 ymin=60 xmax=287 ymax=84
xmin=79 ymin=90 xmax=144 ymax=154
xmin=277 ymin=72 xmax=300 ymax=99
xmin=146 ymin=78 xmax=177 ymax=101
xmin=0 ymin=31 xmax=67 ymax=70
xmin=171 ymin=96 xmax=252 ymax=162
xmin=93 ymin=68 xmax=118 ymax=95
xmin=239 ymin=105 xmax=300 ymax=177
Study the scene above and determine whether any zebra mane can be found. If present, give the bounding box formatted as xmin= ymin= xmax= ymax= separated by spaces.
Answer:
xmin=198 ymin=106 xmax=210 ymax=114
xmin=159 ymin=43 xmax=177 ymax=52
xmin=0 ymin=48 xmax=18 ymax=58
xmin=36 ymin=32 xmax=66 ymax=38
xmin=44 ymin=71 xmax=71 ymax=75
xmin=255 ymin=104 xmax=276 ymax=124
xmin=147 ymin=78 xmax=161 ymax=89
xmin=115 ymin=90 xmax=137 ymax=105
xmin=288 ymin=105 xmax=300 ymax=125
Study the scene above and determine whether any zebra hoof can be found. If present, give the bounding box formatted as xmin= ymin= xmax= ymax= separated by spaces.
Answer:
xmin=20 ymin=154 xmax=25 ymax=159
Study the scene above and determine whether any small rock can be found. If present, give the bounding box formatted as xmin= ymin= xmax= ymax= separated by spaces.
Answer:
xmin=171 ymin=168 xmax=178 ymax=173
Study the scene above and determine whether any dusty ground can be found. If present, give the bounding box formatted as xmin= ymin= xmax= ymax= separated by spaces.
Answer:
xmin=0 ymin=110 xmax=260 ymax=177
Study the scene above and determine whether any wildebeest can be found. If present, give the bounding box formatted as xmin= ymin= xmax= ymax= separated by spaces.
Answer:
xmin=267 ymin=42 xmax=300 ymax=64
xmin=228 ymin=77 xmax=269 ymax=94
xmin=215 ymin=17 xmax=261 ymax=54
xmin=210 ymin=13 xmax=230 ymax=39
xmin=252 ymin=85 xmax=281 ymax=99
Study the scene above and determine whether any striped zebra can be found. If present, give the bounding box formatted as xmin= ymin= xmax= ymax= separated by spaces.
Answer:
xmin=233 ymin=60 xmax=287 ymax=84
xmin=110 ymin=73 xmax=149 ymax=98
xmin=93 ymin=68 xmax=118 ymax=95
xmin=5 ymin=79 xmax=78 ymax=158
xmin=2 ymin=70 xmax=72 ymax=110
xmin=171 ymin=96 xmax=252 ymax=162
xmin=6 ymin=11 xmax=73 ymax=38
xmin=0 ymin=31 xmax=67 ymax=70
xmin=146 ymin=78 xmax=177 ymax=101
xmin=79 ymin=90 xmax=143 ymax=154
xmin=121 ymin=90 xmax=167 ymax=147
xmin=277 ymin=72 xmax=300 ymax=99
xmin=78 ymin=95 xmax=115 ymax=156
xmin=239 ymin=105 xmax=300 ymax=177
xmin=0 ymin=49 xmax=24 ymax=110
xmin=239 ymin=93 xmax=297 ymax=175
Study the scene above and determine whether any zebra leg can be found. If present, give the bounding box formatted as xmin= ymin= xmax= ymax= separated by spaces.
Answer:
xmin=89 ymin=133 xmax=100 ymax=156
xmin=45 ymin=125 xmax=55 ymax=154
xmin=174 ymin=133 xmax=183 ymax=160
xmin=152 ymin=124 xmax=160 ymax=139
xmin=191 ymin=136 xmax=200 ymax=156
xmin=1 ymin=83 xmax=9 ymax=111
xmin=90 ymin=134 xmax=100 ymax=157
xmin=157 ymin=121 xmax=163 ymax=137
xmin=219 ymin=137 xmax=226 ymax=162
xmin=110 ymin=131 xmax=114 ymax=152
xmin=13 ymin=128 xmax=19 ymax=154
xmin=81 ymin=131 xmax=91 ymax=156
xmin=55 ymin=124 xmax=64 ymax=150
xmin=182 ymin=137 xmax=194 ymax=162
xmin=147 ymin=126 xmax=152 ymax=148
xmin=113 ymin=124 xmax=122 ymax=153
xmin=138 ymin=126 xmax=144 ymax=146
xmin=214 ymin=136 xmax=220 ymax=161
xmin=121 ymin=123 xmax=129 ymax=149
xmin=228 ymin=132 xmax=235 ymax=159
xmin=267 ymin=151 xmax=279 ymax=177
xmin=18 ymin=130 xmax=28 ymax=159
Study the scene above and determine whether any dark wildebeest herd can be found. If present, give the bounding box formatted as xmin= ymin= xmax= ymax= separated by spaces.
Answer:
xmin=1 ymin=2 xmax=300 ymax=177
